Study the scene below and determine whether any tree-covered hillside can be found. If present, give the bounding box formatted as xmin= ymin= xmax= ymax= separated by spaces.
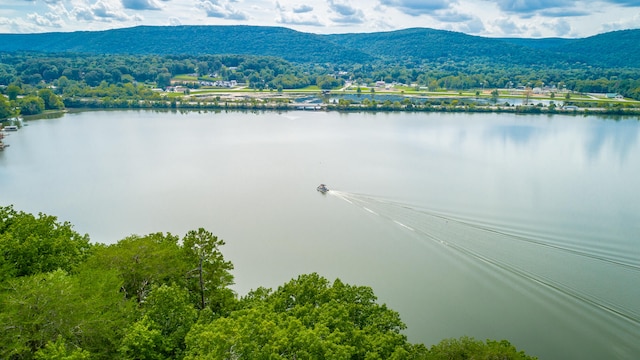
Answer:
xmin=0 ymin=26 xmax=373 ymax=64
xmin=499 ymin=29 xmax=640 ymax=68
xmin=1 ymin=25 xmax=639 ymax=68
xmin=324 ymin=28 xmax=554 ymax=66
xmin=0 ymin=205 xmax=537 ymax=359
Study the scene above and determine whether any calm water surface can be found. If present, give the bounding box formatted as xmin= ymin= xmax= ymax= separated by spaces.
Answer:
xmin=1 ymin=110 xmax=639 ymax=359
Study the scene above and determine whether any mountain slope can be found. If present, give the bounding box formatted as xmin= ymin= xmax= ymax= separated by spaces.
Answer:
xmin=324 ymin=28 xmax=552 ymax=65
xmin=548 ymin=29 xmax=640 ymax=67
xmin=0 ymin=26 xmax=373 ymax=64
xmin=0 ymin=26 xmax=639 ymax=68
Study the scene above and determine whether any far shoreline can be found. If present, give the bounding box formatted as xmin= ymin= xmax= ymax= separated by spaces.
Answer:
xmin=11 ymin=89 xmax=640 ymax=121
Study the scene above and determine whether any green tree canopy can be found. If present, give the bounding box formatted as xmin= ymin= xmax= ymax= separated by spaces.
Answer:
xmin=426 ymin=336 xmax=536 ymax=360
xmin=84 ymin=232 xmax=185 ymax=303
xmin=0 ymin=94 xmax=13 ymax=119
xmin=182 ymin=228 xmax=235 ymax=313
xmin=0 ymin=206 xmax=91 ymax=280
xmin=18 ymin=95 xmax=45 ymax=115
xmin=0 ymin=269 xmax=136 ymax=359
xmin=185 ymin=273 xmax=415 ymax=359
xmin=6 ymin=83 xmax=21 ymax=101
xmin=38 ymin=88 xmax=65 ymax=110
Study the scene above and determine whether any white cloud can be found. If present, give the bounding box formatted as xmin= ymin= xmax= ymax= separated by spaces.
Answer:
xmin=277 ymin=13 xmax=323 ymax=26
xmin=601 ymin=12 xmax=640 ymax=31
xmin=379 ymin=0 xmax=452 ymax=15
xmin=493 ymin=0 xmax=575 ymax=14
xmin=121 ymin=0 xmax=162 ymax=11
xmin=275 ymin=1 xmax=323 ymax=26
xmin=91 ymin=0 xmax=133 ymax=21
xmin=72 ymin=6 xmax=95 ymax=21
xmin=197 ymin=0 xmax=249 ymax=20
xmin=328 ymin=0 xmax=365 ymax=24
xmin=457 ymin=16 xmax=485 ymax=34
xmin=433 ymin=10 xmax=472 ymax=23
xmin=27 ymin=11 xmax=63 ymax=27
xmin=0 ymin=0 xmax=639 ymax=37
xmin=543 ymin=18 xmax=572 ymax=36
xmin=492 ymin=17 xmax=527 ymax=35
xmin=293 ymin=4 xmax=313 ymax=13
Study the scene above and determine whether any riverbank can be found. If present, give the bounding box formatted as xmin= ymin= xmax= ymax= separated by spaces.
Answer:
xmin=60 ymin=91 xmax=640 ymax=117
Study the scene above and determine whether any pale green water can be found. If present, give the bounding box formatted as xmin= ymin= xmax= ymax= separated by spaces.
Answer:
xmin=1 ymin=110 xmax=639 ymax=359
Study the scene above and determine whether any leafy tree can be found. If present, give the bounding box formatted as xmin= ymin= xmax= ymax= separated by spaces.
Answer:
xmin=18 ymin=95 xmax=45 ymax=115
xmin=118 ymin=318 xmax=165 ymax=360
xmin=41 ymin=65 xmax=59 ymax=82
xmin=140 ymin=284 xmax=198 ymax=357
xmin=156 ymin=72 xmax=172 ymax=89
xmin=491 ymin=89 xmax=499 ymax=103
xmin=0 ymin=269 xmax=136 ymax=359
xmin=182 ymin=228 xmax=235 ymax=313
xmin=38 ymin=88 xmax=65 ymax=110
xmin=316 ymin=75 xmax=343 ymax=90
xmin=426 ymin=336 xmax=536 ymax=359
xmin=85 ymin=232 xmax=184 ymax=303
xmin=0 ymin=205 xmax=91 ymax=280
xmin=34 ymin=336 xmax=91 ymax=360
xmin=185 ymin=273 xmax=415 ymax=359
xmin=0 ymin=94 xmax=13 ymax=119
xmin=84 ymin=70 xmax=105 ymax=86
xmin=6 ymin=83 xmax=21 ymax=101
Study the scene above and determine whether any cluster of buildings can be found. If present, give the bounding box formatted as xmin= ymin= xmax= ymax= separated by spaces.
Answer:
xmin=163 ymin=80 xmax=239 ymax=93
xmin=199 ymin=80 xmax=238 ymax=88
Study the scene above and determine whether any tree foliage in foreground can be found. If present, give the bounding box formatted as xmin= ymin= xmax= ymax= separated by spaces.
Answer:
xmin=185 ymin=273 xmax=418 ymax=359
xmin=0 ymin=268 xmax=136 ymax=359
xmin=0 ymin=205 xmax=91 ymax=281
xmin=0 ymin=206 xmax=537 ymax=359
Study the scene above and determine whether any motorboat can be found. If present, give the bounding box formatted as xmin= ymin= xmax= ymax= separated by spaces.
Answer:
xmin=317 ymin=184 xmax=329 ymax=194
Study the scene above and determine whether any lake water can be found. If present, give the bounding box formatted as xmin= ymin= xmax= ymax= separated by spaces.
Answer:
xmin=1 ymin=110 xmax=639 ymax=359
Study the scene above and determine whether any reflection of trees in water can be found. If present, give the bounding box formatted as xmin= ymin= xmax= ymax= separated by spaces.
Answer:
xmin=482 ymin=117 xmax=640 ymax=164
xmin=486 ymin=124 xmax=540 ymax=146
xmin=585 ymin=120 xmax=640 ymax=163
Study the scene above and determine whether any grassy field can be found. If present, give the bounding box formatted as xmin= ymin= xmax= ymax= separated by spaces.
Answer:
xmin=172 ymin=75 xmax=198 ymax=81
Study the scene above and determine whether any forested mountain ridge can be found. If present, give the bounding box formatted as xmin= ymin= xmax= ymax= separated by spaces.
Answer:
xmin=0 ymin=25 xmax=373 ymax=64
xmin=324 ymin=28 xmax=554 ymax=66
xmin=1 ymin=25 xmax=639 ymax=68
xmin=499 ymin=29 xmax=640 ymax=68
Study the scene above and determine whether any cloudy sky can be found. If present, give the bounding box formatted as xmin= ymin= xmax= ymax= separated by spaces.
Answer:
xmin=0 ymin=0 xmax=639 ymax=38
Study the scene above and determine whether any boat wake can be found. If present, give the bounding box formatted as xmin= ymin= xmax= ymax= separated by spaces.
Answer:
xmin=329 ymin=190 xmax=640 ymax=326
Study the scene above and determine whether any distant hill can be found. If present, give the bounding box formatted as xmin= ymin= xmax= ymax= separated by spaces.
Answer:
xmin=1 ymin=25 xmax=639 ymax=68
xmin=324 ymin=28 xmax=556 ymax=66
xmin=0 ymin=26 xmax=373 ymax=64
xmin=500 ymin=29 xmax=640 ymax=67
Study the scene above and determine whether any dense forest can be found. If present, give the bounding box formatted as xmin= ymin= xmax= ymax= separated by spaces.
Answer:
xmin=0 ymin=205 xmax=537 ymax=359
xmin=1 ymin=26 xmax=639 ymax=68
xmin=1 ymin=49 xmax=639 ymax=119
xmin=0 ymin=26 xmax=640 ymax=119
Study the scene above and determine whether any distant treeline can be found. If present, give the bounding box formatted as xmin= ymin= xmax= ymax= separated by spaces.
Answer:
xmin=0 ymin=205 xmax=538 ymax=359
xmin=1 ymin=52 xmax=640 ymax=119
